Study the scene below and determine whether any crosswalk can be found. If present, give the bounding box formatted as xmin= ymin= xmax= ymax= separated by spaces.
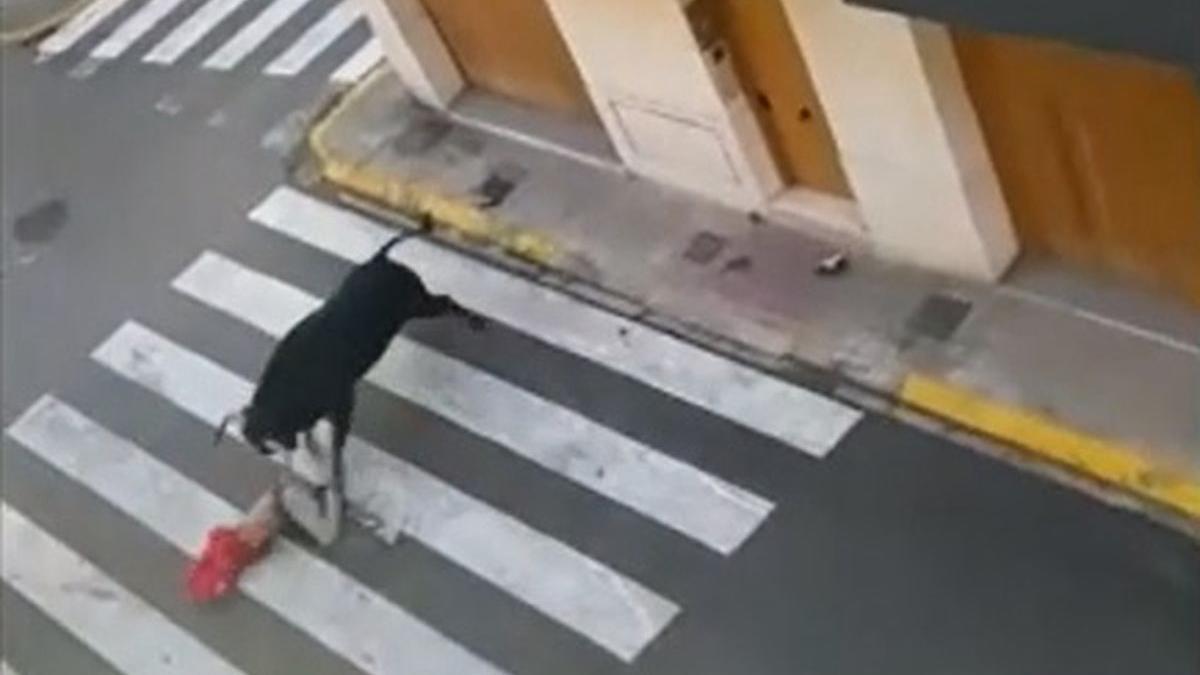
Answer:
xmin=34 ymin=0 xmax=383 ymax=83
xmin=3 ymin=185 xmax=862 ymax=673
xmin=91 ymin=0 xmax=190 ymax=60
xmin=2 ymin=503 xmax=245 ymax=675
xmin=262 ymin=1 xmax=361 ymax=77
xmin=142 ymin=0 xmax=254 ymax=65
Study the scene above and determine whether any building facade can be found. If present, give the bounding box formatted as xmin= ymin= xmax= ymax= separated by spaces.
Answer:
xmin=361 ymin=0 xmax=1200 ymax=304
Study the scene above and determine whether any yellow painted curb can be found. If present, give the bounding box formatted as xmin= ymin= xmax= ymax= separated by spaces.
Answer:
xmin=308 ymin=68 xmax=562 ymax=267
xmin=900 ymin=373 xmax=1200 ymax=521
xmin=1 ymin=0 xmax=89 ymax=44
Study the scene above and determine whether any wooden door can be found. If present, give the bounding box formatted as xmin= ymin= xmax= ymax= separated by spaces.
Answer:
xmin=955 ymin=29 xmax=1200 ymax=303
xmin=711 ymin=0 xmax=851 ymax=197
xmin=419 ymin=0 xmax=596 ymax=120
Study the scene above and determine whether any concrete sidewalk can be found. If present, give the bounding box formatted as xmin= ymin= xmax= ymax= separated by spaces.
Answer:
xmin=302 ymin=69 xmax=1200 ymax=529
xmin=1 ymin=0 xmax=84 ymax=43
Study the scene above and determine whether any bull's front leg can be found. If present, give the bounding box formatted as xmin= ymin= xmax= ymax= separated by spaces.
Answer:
xmin=418 ymin=293 xmax=488 ymax=332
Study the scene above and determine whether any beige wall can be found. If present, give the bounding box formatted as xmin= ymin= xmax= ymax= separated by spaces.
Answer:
xmin=365 ymin=0 xmax=1019 ymax=280
xmin=540 ymin=0 xmax=783 ymax=209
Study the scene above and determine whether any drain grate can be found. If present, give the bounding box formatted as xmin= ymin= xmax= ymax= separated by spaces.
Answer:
xmin=906 ymin=293 xmax=973 ymax=342
xmin=682 ymin=232 xmax=727 ymax=265
xmin=473 ymin=162 xmax=528 ymax=209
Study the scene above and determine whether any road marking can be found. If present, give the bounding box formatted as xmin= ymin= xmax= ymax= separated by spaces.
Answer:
xmin=173 ymin=252 xmax=773 ymax=555
xmin=6 ymin=396 xmax=508 ymax=675
xmin=37 ymin=0 xmax=131 ymax=56
xmin=262 ymin=1 xmax=361 ymax=77
xmin=201 ymin=0 xmax=314 ymax=71
xmin=93 ymin=321 xmax=681 ymax=661
xmin=1 ymin=502 xmax=245 ymax=675
xmin=329 ymin=36 xmax=381 ymax=83
xmin=900 ymin=373 xmax=1200 ymax=521
xmin=1 ymin=661 xmax=19 ymax=675
xmin=143 ymin=0 xmax=253 ymax=64
xmin=250 ymin=186 xmax=863 ymax=457
xmin=90 ymin=0 xmax=189 ymax=59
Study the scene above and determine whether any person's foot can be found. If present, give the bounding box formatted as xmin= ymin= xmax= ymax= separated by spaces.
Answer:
xmin=185 ymin=526 xmax=271 ymax=603
xmin=185 ymin=490 xmax=280 ymax=603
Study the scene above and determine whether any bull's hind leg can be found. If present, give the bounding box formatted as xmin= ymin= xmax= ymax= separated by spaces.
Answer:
xmin=327 ymin=389 xmax=354 ymax=497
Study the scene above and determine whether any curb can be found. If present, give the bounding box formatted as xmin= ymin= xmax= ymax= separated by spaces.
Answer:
xmin=900 ymin=373 xmax=1200 ymax=522
xmin=307 ymin=68 xmax=564 ymax=269
xmin=1 ymin=0 xmax=87 ymax=45
xmin=304 ymin=69 xmax=1200 ymax=532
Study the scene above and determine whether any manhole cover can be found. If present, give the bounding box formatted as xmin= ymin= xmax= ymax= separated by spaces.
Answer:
xmin=13 ymin=198 xmax=68 ymax=245
xmin=682 ymin=232 xmax=727 ymax=265
xmin=906 ymin=293 xmax=973 ymax=342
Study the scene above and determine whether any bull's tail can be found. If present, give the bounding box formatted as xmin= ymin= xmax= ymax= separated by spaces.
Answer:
xmin=372 ymin=236 xmax=404 ymax=261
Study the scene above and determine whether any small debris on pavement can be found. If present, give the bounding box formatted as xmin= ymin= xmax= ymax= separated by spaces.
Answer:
xmin=155 ymin=95 xmax=183 ymax=117
xmin=262 ymin=108 xmax=312 ymax=156
xmin=722 ymin=255 xmax=753 ymax=273
xmin=815 ymin=252 xmax=849 ymax=276
xmin=67 ymin=58 xmax=101 ymax=80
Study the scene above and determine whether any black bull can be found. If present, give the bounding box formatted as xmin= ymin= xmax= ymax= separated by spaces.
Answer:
xmin=215 ymin=236 xmax=484 ymax=492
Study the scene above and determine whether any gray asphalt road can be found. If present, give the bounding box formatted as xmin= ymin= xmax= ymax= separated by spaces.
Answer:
xmin=2 ymin=7 xmax=1198 ymax=674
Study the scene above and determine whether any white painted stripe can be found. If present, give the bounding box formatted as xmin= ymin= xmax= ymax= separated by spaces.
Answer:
xmin=250 ymin=186 xmax=863 ymax=456
xmin=90 ymin=0 xmax=189 ymax=59
xmin=37 ymin=0 xmax=132 ymax=56
xmin=143 ymin=0 xmax=253 ymax=64
xmin=201 ymin=0 xmax=313 ymax=71
xmin=1 ymin=661 xmax=18 ymax=675
xmin=6 ymin=397 xmax=507 ymax=675
xmin=268 ymin=1 xmax=364 ymax=76
xmin=173 ymin=252 xmax=772 ymax=555
xmin=1 ymin=502 xmax=245 ymax=675
xmin=262 ymin=1 xmax=361 ymax=76
xmin=93 ymin=322 xmax=680 ymax=661
xmin=329 ymin=36 xmax=382 ymax=83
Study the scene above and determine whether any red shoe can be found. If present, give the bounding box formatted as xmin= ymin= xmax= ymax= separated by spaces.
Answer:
xmin=185 ymin=526 xmax=269 ymax=603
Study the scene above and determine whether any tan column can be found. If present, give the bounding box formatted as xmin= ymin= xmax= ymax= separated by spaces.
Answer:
xmin=358 ymin=0 xmax=463 ymax=107
xmin=780 ymin=0 xmax=1017 ymax=280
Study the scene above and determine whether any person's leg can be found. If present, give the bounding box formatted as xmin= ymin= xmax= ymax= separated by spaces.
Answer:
xmin=278 ymin=418 xmax=344 ymax=547
xmin=237 ymin=486 xmax=283 ymax=548
xmin=279 ymin=473 xmax=342 ymax=547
